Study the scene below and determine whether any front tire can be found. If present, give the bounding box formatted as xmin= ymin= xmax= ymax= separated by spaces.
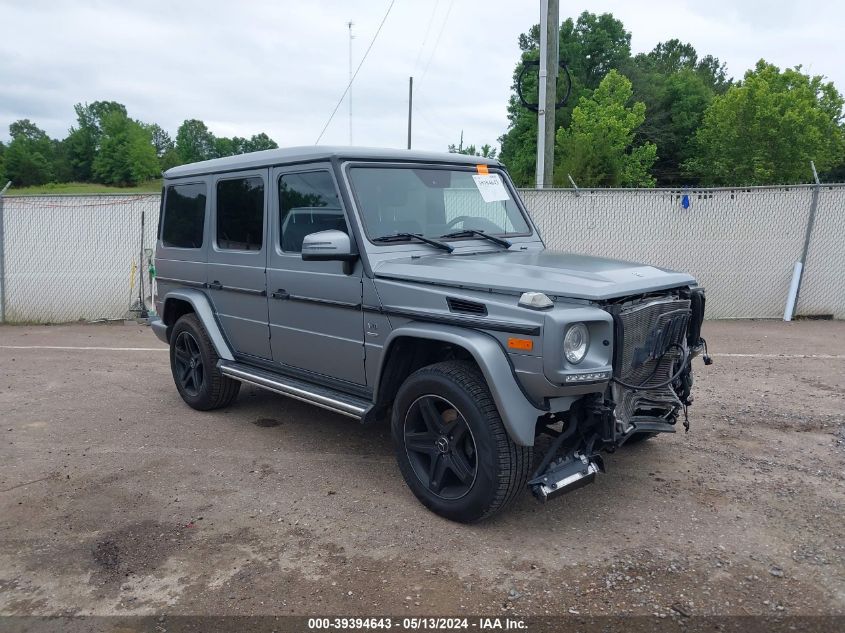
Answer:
xmin=169 ymin=313 xmax=240 ymax=410
xmin=391 ymin=361 xmax=532 ymax=523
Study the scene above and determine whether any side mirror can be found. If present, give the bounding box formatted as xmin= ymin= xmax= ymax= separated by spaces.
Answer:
xmin=301 ymin=230 xmax=357 ymax=272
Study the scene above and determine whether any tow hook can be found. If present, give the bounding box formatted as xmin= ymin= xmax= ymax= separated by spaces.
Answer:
xmin=529 ymin=454 xmax=605 ymax=503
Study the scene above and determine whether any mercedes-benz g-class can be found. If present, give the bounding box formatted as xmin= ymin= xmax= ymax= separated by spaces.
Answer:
xmin=151 ymin=146 xmax=709 ymax=522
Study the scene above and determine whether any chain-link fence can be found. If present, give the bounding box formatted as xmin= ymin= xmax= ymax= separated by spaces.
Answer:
xmin=0 ymin=194 xmax=159 ymax=323
xmin=520 ymin=183 xmax=845 ymax=319
xmin=0 ymin=184 xmax=842 ymax=323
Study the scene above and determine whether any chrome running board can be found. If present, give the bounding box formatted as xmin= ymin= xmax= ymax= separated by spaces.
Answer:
xmin=218 ymin=361 xmax=371 ymax=419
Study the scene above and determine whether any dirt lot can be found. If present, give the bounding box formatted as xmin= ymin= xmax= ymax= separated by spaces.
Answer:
xmin=0 ymin=320 xmax=843 ymax=620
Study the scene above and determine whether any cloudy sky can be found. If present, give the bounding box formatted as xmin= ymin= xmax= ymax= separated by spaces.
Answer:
xmin=1 ymin=0 xmax=843 ymax=151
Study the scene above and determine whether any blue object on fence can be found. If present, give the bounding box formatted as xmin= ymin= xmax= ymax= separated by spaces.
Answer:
xmin=681 ymin=194 xmax=690 ymax=209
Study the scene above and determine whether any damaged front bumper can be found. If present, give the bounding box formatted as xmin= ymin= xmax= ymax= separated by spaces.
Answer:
xmin=529 ymin=453 xmax=604 ymax=502
xmin=527 ymin=396 xmax=676 ymax=503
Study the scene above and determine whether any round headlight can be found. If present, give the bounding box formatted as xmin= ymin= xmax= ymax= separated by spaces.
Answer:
xmin=564 ymin=322 xmax=589 ymax=364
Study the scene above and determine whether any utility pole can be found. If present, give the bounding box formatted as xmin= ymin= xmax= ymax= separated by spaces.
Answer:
xmin=347 ymin=21 xmax=354 ymax=145
xmin=535 ymin=0 xmax=559 ymax=188
xmin=407 ymin=76 xmax=413 ymax=149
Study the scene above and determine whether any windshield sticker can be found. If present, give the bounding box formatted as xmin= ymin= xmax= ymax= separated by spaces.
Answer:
xmin=472 ymin=173 xmax=510 ymax=203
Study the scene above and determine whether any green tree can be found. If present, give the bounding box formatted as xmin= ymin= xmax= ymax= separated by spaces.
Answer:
xmin=242 ymin=133 xmax=278 ymax=153
xmin=176 ymin=121 xmax=278 ymax=164
xmin=0 ymin=141 xmax=6 ymax=185
xmin=215 ymin=133 xmax=278 ymax=157
xmin=4 ymin=119 xmax=55 ymax=186
xmin=554 ymin=70 xmax=656 ymax=187
xmin=499 ymin=12 xmax=631 ymax=186
xmin=631 ymin=39 xmax=729 ymax=92
xmin=65 ymin=101 xmax=128 ymax=181
xmin=93 ymin=111 xmax=159 ymax=185
xmin=147 ymin=123 xmax=174 ymax=157
xmin=213 ymin=136 xmax=245 ymax=157
xmin=175 ymin=119 xmax=216 ymax=163
xmin=620 ymin=39 xmax=729 ymax=184
xmin=448 ymin=134 xmax=498 ymax=158
xmin=560 ymin=12 xmax=632 ymax=89
xmin=145 ymin=123 xmax=180 ymax=171
xmin=159 ymin=147 xmax=181 ymax=172
xmin=821 ymin=155 xmax=845 ymax=181
xmin=685 ymin=60 xmax=845 ymax=185
xmin=51 ymin=138 xmax=74 ymax=183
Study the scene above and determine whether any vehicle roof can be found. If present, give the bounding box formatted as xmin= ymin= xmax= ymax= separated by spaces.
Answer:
xmin=163 ymin=145 xmax=503 ymax=179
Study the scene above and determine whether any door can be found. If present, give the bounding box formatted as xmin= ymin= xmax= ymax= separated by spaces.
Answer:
xmin=267 ymin=164 xmax=366 ymax=385
xmin=206 ymin=169 xmax=271 ymax=359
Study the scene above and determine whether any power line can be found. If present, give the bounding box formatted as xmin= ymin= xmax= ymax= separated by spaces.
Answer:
xmin=413 ymin=0 xmax=440 ymax=74
xmin=411 ymin=0 xmax=456 ymax=146
xmin=420 ymin=0 xmax=454 ymax=81
xmin=315 ymin=0 xmax=396 ymax=145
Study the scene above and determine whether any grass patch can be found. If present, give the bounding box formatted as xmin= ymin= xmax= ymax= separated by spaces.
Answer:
xmin=6 ymin=180 xmax=162 ymax=196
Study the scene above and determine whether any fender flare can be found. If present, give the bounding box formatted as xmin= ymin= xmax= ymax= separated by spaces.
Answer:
xmin=377 ymin=324 xmax=543 ymax=446
xmin=160 ymin=288 xmax=234 ymax=361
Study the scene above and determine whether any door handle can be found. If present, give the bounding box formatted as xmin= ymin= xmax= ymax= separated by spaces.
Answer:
xmin=209 ymin=280 xmax=223 ymax=290
xmin=271 ymin=289 xmax=289 ymax=300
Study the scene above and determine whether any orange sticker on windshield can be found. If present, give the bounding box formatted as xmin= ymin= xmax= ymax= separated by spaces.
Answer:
xmin=476 ymin=164 xmax=489 ymax=175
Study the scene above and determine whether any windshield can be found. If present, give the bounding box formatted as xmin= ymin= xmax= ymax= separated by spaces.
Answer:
xmin=348 ymin=166 xmax=532 ymax=242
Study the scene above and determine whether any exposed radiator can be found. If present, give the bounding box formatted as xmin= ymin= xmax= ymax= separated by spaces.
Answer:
xmin=611 ymin=297 xmax=691 ymax=431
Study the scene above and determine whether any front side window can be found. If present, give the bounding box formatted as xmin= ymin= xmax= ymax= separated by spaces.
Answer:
xmin=348 ymin=166 xmax=531 ymax=241
xmin=161 ymin=182 xmax=206 ymax=248
xmin=216 ymin=176 xmax=264 ymax=250
xmin=279 ymin=171 xmax=348 ymax=253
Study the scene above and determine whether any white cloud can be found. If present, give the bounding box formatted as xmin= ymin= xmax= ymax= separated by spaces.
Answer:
xmin=1 ymin=0 xmax=843 ymax=150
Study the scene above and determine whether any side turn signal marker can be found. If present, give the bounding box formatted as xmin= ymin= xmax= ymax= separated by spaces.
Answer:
xmin=508 ymin=337 xmax=533 ymax=351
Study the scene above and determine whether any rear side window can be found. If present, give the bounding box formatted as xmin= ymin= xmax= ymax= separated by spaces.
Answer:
xmin=216 ymin=176 xmax=265 ymax=250
xmin=161 ymin=183 xmax=206 ymax=249
xmin=279 ymin=171 xmax=347 ymax=253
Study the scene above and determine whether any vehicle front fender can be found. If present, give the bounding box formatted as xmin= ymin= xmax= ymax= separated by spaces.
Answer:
xmin=377 ymin=324 xmax=544 ymax=446
xmin=159 ymin=288 xmax=234 ymax=361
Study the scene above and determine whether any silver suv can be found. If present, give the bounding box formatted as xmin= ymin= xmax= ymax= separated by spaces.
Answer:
xmin=151 ymin=147 xmax=709 ymax=522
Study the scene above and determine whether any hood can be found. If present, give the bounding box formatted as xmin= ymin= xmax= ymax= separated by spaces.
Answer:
xmin=373 ymin=249 xmax=696 ymax=301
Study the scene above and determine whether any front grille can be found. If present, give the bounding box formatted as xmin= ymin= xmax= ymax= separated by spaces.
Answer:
xmin=610 ymin=297 xmax=691 ymax=430
xmin=616 ymin=298 xmax=690 ymax=387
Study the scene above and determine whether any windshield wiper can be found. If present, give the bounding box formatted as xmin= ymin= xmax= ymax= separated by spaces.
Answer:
xmin=372 ymin=232 xmax=454 ymax=253
xmin=440 ymin=229 xmax=512 ymax=248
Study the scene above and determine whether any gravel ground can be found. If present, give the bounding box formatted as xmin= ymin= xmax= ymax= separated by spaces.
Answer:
xmin=0 ymin=320 xmax=843 ymax=620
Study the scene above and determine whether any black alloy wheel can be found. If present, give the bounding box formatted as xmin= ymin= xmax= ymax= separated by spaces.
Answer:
xmin=391 ymin=360 xmax=532 ymax=523
xmin=169 ymin=313 xmax=240 ymax=410
xmin=173 ymin=330 xmax=204 ymax=397
xmin=403 ymin=395 xmax=478 ymax=500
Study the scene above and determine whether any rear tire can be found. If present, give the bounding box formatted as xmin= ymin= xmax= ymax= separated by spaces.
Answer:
xmin=169 ymin=313 xmax=240 ymax=410
xmin=391 ymin=361 xmax=532 ymax=523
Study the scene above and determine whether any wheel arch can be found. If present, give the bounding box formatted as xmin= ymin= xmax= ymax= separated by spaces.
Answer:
xmin=375 ymin=324 xmax=543 ymax=446
xmin=159 ymin=289 xmax=234 ymax=361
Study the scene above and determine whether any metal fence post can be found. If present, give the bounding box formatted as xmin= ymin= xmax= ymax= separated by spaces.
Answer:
xmin=800 ymin=161 xmax=822 ymax=268
xmin=0 ymin=181 xmax=11 ymax=323
xmin=138 ymin=207 xmax=148 ymax=318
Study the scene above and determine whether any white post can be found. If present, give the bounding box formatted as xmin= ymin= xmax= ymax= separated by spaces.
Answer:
xmin=783 ymin=262 xmax=803 ymax=322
